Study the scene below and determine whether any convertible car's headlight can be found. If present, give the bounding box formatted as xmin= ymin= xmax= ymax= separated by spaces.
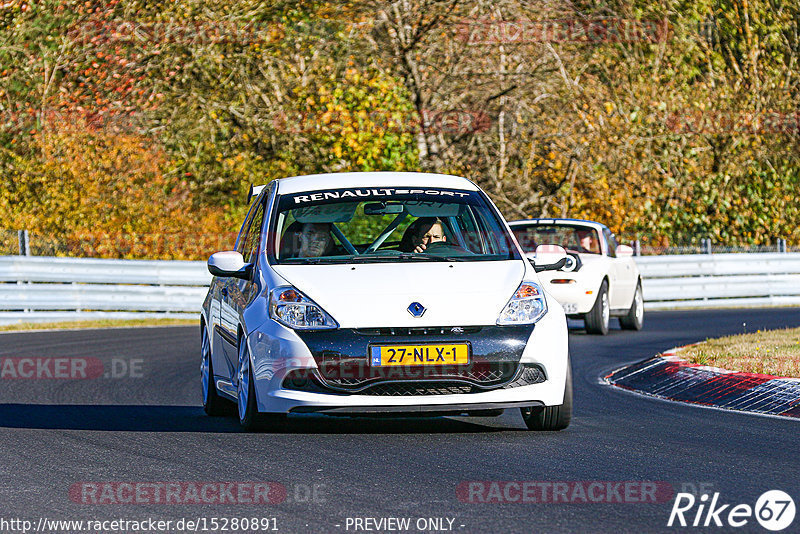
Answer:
xmin=269 ymin=286 xmax=338 ymax=330
xmin=497 ymin=282 xmax=548 ymax=325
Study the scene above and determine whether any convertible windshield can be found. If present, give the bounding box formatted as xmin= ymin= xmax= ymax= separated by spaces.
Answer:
xmin=512 ymin=224 xmax=602 ymax=255
xmin=270 ymin=187 xmax=519 ymax=264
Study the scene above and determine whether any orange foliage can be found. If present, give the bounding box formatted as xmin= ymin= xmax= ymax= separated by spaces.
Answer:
xmin=2 ymin=119 xmax=234 ymax=259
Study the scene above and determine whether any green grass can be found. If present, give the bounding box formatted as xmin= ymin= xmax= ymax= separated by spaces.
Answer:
xmin=0 ymin=318 xmax=197 ymax=333
xmin=680 ymin=327 xmax=800 ymax=378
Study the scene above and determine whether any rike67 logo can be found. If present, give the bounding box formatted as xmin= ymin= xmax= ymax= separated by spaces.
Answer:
xmin=668 ymin=490 xmax=795 ymax=531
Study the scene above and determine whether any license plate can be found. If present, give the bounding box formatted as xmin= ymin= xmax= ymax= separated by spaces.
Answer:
xmin=369 ymin=344 xmax=469 ymax=367
xmin=562 ymin=303 xmax=578 ymax=314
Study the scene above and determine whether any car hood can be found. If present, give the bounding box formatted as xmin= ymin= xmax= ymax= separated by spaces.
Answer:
xmin=272 ymin=261 xmax=526 ymax=328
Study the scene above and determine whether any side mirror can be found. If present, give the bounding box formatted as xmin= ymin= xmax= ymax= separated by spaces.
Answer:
xmin=616 ymin=244 xmax=634 ymax=258
xmin=531 ymin=244 xmax=568 ymax=272
xmin=208 ymin=251 xmax=253 ymax=280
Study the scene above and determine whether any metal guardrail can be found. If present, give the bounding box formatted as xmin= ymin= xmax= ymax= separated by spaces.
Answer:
xmin=1 ymin=253 xmax=799 ymax=325
xmin=637 ymin=253 xmax=800 ymax=310
xmin=0 ymin=256 xmax=210 ymax=325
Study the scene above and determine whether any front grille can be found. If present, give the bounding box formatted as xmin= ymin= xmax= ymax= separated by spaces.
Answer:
xmin=315 ymin=361 xmax=518 ymax=390
xmin=361 ymin=382 xmax=476 ymax=396
xmin=281 ymin=373 xmax=479 ymax=396
xmin=282 ymin=364 xmax=546 ymax=396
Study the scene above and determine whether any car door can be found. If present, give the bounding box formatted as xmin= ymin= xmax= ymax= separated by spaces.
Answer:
xmin=221 ymin=198 xmax=266 ymax=380
xmin=603 ymin=228 xmax=636 ymax=308
xmin=213 ymin=199 xmax=260 ymax=380
xmin=209 ymin=277 xmax=224 ymax=364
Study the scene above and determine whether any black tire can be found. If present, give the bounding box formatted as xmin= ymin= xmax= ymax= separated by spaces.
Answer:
xmin=521 ymin=357 xmax=572 ymax=431
xmin=201 ymin=324 xmax=227 ymax=416
xmin=584 ymin=280 xmax=610 ymax=335
xmin=619 ymin=281 xmax=644 ymax=331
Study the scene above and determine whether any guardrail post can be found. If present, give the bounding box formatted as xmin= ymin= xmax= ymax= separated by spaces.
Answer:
xmin=778 ymin=238 xmax=787 ymax=253
xmin=24 ymin=230 xmax=30 ymax=256
xmin=701 ymin=238 xmax=712 ymax=254
xmin=18 ymin=230 xmax=24 ymax=256
xmin=632 ymin=240 xmax=641 ymax=256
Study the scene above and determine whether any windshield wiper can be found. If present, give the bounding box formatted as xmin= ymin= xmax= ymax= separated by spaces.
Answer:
xmin=395 ymin=252 xmax=465 ymax=262
xmin=348 ymin=252 xmax=467 ymax=262
xmin=279 ymin=257 xmax=353 ymax=265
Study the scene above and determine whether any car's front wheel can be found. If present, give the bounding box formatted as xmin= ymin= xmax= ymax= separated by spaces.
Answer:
xmin=236 ymin=339 xmax=285 ymax=431
xmin=236 ymin=341 xmax=261 ymax=430
xmin=201 ymin=324 xmax=227 ymax=416
xmin=619 ymin=281 xmax=644 ymax=331
xmin=521 ymin=356 xmax=572 ymax=431
xmin=583 ymin=280 xmax=610 ymax=335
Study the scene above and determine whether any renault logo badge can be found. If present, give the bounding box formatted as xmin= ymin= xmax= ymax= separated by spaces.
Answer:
xmin=407 ymin=302 xmax=426 ymax=317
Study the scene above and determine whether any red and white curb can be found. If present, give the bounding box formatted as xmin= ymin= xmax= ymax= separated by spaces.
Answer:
xmin=605 ymin=345 xmax=800 ymax=418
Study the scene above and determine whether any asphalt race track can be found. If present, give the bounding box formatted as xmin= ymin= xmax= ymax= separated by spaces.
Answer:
xmin=1 ymin=308 xmax=799 ymax=533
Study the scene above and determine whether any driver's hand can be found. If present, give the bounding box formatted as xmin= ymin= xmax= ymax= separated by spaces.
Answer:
xmin=413 ymin=243 xmax=427 ymax=253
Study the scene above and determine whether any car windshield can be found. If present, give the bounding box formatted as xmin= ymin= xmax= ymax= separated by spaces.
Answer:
xmin=512 ymin=224 xmax=602 ymax=255
xmin=270 ymin=187 xmax=520 ymax=264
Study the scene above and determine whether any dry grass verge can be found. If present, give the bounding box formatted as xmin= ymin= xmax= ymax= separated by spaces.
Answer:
xmin=681 ymin=327 xmax=800 ymax=378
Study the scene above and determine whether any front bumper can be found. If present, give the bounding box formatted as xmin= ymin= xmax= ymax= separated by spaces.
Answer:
xmin=244 ymin=297 xmax=569 ymax=414
xmin=289 ymin=400 xmax=544 ymax=415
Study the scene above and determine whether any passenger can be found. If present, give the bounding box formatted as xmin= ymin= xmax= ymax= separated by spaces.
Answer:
xmin=400 ymin=217 xmax=447 ymax=253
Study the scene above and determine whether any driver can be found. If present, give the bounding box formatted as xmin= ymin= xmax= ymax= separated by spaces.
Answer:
xmin=400 ymin=217 xmax=447 ymax=253
xmin=298 ymin=222 xmax=335 ymax=257
xmin=576 ymin=228 xmax=599 ymax=254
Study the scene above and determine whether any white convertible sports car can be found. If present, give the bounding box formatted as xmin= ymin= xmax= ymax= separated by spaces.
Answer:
xmin=200 ymin=172 xmax=572 ymax=431
xmin=508 ymin=219 xmax=643 ymax=335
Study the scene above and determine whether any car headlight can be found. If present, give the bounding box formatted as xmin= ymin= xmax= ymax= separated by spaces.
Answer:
xmin=497 ymin=282 xmax=548 ymax=325
xmin=269 ymin=286 xmax=339 ymax=330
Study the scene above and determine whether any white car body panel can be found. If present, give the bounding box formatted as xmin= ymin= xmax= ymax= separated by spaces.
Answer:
xmin=272 ymin=261 xmax=524 ymax=328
